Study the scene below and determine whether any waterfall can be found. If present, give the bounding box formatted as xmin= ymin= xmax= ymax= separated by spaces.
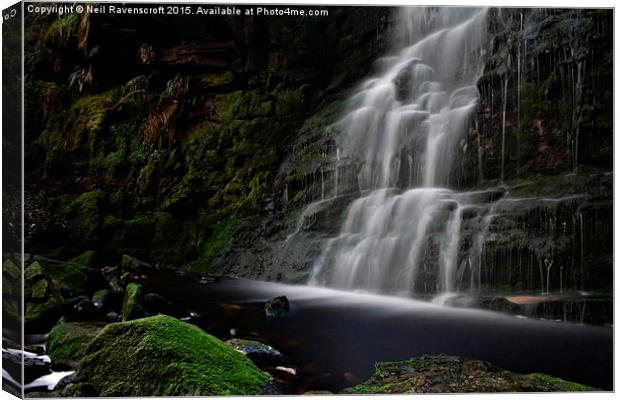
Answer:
xmin=309 ymin=8 xmax=489 ymax=298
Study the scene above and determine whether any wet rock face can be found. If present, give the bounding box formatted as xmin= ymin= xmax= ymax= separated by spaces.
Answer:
xmin=456 ymin=8 xmax=613 ymax=188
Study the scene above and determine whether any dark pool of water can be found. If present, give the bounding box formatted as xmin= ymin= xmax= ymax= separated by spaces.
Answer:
xmin=141 ymin=274 xmax=613 ymax=393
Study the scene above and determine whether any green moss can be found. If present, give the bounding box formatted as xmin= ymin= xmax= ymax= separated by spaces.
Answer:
xmin=45 ymin=14 xmax=79 ymax=46
xmin=25 ymin=261 xmax=44 ymax=282
xmin=36 ymin=257 xmax=92 ymax=295
xmin=216 ymin=90 xmax=273 ymax=122
xmin=272 ymin=86 xmax=305 ymax=116
xmin=69 ymin=250 xmax=98 ymax=266
xmin=342 ymin=355 xmax=596 ymax=394
xmin=30 ymin=279 xmax=49 ymax=299
xmin=25 ymin=297 xmax=61 ymax=331
xmin=122 ymin=283 xmax=144 ymax=321
xmin=199 ymin=71 xmax=235 ymax=90
xmin=2 ymin=259 xmax=21 ymax=300
xmin=92 ymin=289 xmax=110 ymax=305
xmin=38 ymin=89 xmax=120 ymax=175
xmin=47 ymin=322 xmax=104 ymax=368
xmin=3 ymin=259 xmax=20 ymax=281
xmin=77 ymin=315 xmax=270 ymax=396
xmin=188 ymin=217 xmax=238 ymax=273
xmin=526 ymin=373 xmax=590 ymax=392
xmin=64 ymin=190 xmax=106 ymax=243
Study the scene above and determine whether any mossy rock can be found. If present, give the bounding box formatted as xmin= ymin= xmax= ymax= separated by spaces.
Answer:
xmin=3 ymin=260 xmax=21 ymax=321
xmin=3 ymin=259 xmax=20 ymax=281
xmin=30 ymin=279 xmax=49 ymax=299
xmin=121 ymin=283 xmax=144 ymax=321
xmin=76 ymin=315 xmax=271 ymax=396
xmin=144 ymin=293 xmax=168 ymax=314
xmin=68 ymin=251 xmax=99 ymax=267
xmin=24 ymin=261 xmax=62 ymax=332
xmin=47 ymin=322 xmax=105 ymax=369
xmin=25 ymin=297 xmax=62 ymax=333
xmin=64 ymin=190 xmax=106 ymax=244
xmin=92 ymin=289 xmax=111 ymax=311
xmin=25 ymin=261 xmax=45 ymax=283
xmin=35 ymin=257 xmax=93 ymax=296
xmin=341 ymin=355 xmax=595 ymax=394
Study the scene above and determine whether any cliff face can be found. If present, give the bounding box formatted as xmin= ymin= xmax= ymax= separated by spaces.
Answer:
xmin=23 ymin=7 xmax=392 ymax=269
xmin=23 ymin=7 xmax=612 ymax=297
xmin=457 ymin=8 xmax=613 ymax=186
xmin=460 ymin=9 xmax=613 ymax=295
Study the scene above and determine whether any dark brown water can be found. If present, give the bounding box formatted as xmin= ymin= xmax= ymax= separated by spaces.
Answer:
xmin=142 ymin=274 xmax=613 ymax=393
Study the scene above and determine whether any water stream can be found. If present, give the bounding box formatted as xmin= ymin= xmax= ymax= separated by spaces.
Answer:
xmin=302 ymin=8 xmax=602 ymax=305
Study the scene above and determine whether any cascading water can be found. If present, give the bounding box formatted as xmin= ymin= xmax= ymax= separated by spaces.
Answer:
xmin=308 ymin=8 xmax=489 ymax=298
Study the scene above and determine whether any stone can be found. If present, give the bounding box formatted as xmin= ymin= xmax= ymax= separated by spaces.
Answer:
xmin=341 ymin=355 xmax=595 ymax=394
xmin=264 ymin=296 xmax=290 ymax=320
xmin=144 ymin=293 xmax=168 ymax=314
xmin=92 ymin=289 xmax=111 ymax=311
xmin=225 ymin=338 xmax=283 ymax=360
xmin=46 ymin=322 xmax=104 ymax=369
xmin=121 ymin=254 xmax=152 ymax=272
xmin=106 ymin=311 xmax=121 ymax=322
xmin=76 ymin=315 xmax=271 ymax=396
xmin=121 ymin=283 xmax=144 ymax=321
xmin=2 ymin=349 xmax=51 ymax=383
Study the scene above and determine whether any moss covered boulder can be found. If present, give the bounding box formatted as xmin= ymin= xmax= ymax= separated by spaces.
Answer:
xmin=47 ymin=322 xmax=105 ymax=369
xmin=341 ymin=355 xmax=594 ymax=394
xmin=24 ymin=261 xmax=62 ymax=332
xmin=3 ymin=259 xmax=21 ymax=325
xmin=35 ymin=253 xmax=96 ymax=296
xmin=76 ymin=315 xmax=271 ymax=396
xmin=121 ymin=283 xmax=144 ymax=321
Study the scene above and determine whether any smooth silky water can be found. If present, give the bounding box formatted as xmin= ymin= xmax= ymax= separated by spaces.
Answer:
xmin=142 ymin=275 xmax=612 ymax=392
xmin=308 ymin=8 xmax=492 ymax=297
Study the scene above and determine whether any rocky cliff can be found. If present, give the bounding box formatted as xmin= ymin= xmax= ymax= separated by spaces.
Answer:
xmin=22 ymin=6 xmax=392 ymax=271
xmin=21 ymin=7 xmax=612 ymax=301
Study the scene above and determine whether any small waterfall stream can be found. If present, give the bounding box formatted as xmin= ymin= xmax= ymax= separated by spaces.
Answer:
xmin=309 ymin=8 xmax=489 ymax=298
xmin=282 ymin=7 xmax=609 ymax=316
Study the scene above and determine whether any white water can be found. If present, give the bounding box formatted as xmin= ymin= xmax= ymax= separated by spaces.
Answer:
xmin=309 ymin=8 xmax=489 ymax=297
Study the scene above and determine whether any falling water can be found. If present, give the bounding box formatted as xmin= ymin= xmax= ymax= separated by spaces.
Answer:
xmin=309 ymin=8 xmax=489 ymax=297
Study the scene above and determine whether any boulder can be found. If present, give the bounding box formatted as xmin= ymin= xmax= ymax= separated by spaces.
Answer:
xmin=106 ymin=311 xmax=121 ymax=322
xmin=121 ymin=254 xmax=152 ymax=272
xmin=341 ymin=355 xmax=595 ymax=394
xmin=2 ymin=349 xmax=51 ymax=383
xmin=225 ymin=338 xmax=283 ymax=364
xmin=92 ymin=289 xmax=111 ymax=311
xmin=76 ymin=315 xmax=271 ymax=396
xmin=264 ymin=296 xmax=290 ymax=320
xmin=3 ymin=259 xmax=21 ymax=328
xmin=144 ymin=293 xmax=168 ymax=315
xmin=24 ymin=262 xmax=61 ymax=333
xmin=121 ymin=283 xmax=144 ymax=321
xmin=100 ymin=266 xmax=123 ymax=290
xmin=33 ymin=254 xmax=95 ymax=297
xmin=68 ymin=250 xmax=99 ymax=267
xmin=47 ymin=322 xmax=105 ymax=369
xmin=25 ymin=299 xmax=62 ymax=333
